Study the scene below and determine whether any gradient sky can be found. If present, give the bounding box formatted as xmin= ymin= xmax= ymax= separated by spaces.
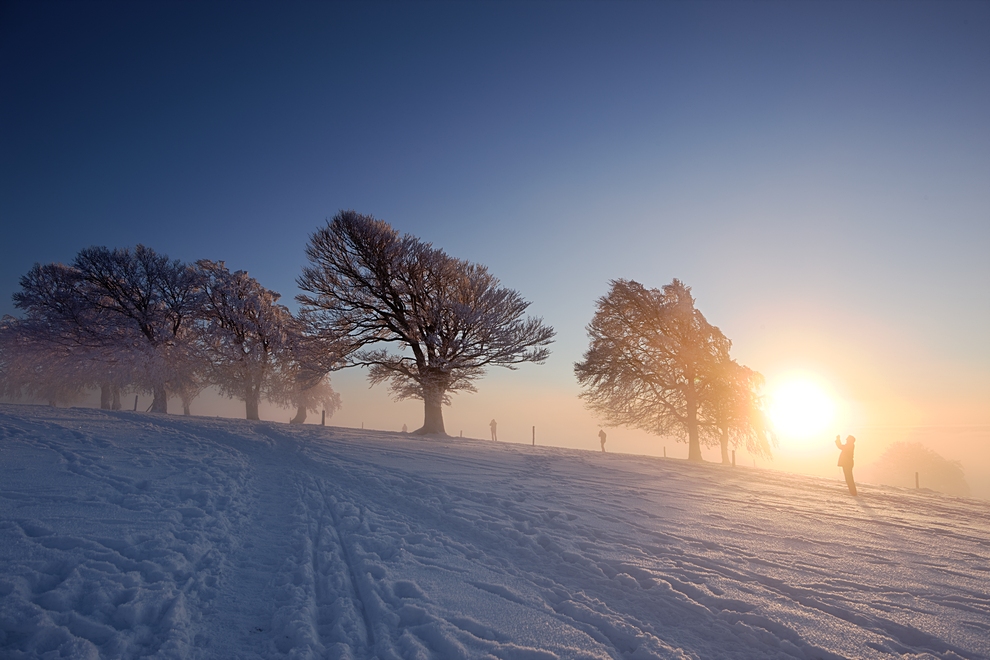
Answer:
xmin=2 ymin=1 xmax=988 ymax=491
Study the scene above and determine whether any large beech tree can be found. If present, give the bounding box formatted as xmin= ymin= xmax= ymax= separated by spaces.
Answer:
xmin=575 ymin=278 xmax=729 ymax=461
xmin=297 ymin=211 xmax=555 ymax=435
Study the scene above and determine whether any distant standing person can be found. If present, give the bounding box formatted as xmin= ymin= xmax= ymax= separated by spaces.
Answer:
xmin=490 ymin=419 xmax=497 ymax=442
xmin=835 ymin=434 xmax=857 ymax=496
xmin=599 ymin=428 xmax=607 ymax=453
xmin=402 ymin=423 xmax=408 ymax=433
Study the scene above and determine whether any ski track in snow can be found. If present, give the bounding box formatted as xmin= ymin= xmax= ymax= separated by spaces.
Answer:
xmin=1 ymin=404 xmax=988 ymax=659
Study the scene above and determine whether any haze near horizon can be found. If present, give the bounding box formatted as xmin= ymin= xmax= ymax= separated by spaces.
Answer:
xmin=1 ymin=1 xmax=987 ymax=495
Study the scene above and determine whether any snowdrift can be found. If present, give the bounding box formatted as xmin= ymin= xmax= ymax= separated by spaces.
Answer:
xmin=1 ymin=404 xmax=988 ymax=659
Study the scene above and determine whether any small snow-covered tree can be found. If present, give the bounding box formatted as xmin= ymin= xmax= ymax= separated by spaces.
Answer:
xmin=298 ymin=211 xmax=554 ymax=435
xmin=702 ymin=358 xmax=775 ymax=463
xmin=195 ymin=260 xmax=295 ymax=420
xmin=282 ymin=373 xmax=342 ymax=425
xmin=277 ymin=319 xmax=346 ymax=425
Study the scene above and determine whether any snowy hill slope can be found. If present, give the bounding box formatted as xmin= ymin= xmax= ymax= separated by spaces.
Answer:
xmin=1 ymin=405 xmax=988 ymax=659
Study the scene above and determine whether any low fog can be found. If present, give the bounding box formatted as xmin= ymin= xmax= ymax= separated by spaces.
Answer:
xmin=8 ymin=376 xmax=986 ymax=502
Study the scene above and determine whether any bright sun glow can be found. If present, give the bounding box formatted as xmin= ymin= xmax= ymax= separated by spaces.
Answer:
xmin=768 ymin=378 xmax=836 ymax=440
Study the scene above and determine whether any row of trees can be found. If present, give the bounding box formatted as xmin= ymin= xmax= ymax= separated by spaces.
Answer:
xmin=1 ymin=211 xmax=771 ymax=461
xmin=0 ymin=246 xmax=341 ymax=421
xmin=575 ymin=279 xmax=775 ymax=463
xmin=0 ymin=211 xmax=557 ymax=435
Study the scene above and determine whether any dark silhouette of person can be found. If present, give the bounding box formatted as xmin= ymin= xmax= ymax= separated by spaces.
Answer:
xmin=599 ymin=428 xmax=607 ymax=453
xmin=835 ymin=434 xmax=857 ymax=496
xmin=402 ymin=423 xmax=408 ymax=433
xmin=490 ymin=418 xmax=497 ymax=441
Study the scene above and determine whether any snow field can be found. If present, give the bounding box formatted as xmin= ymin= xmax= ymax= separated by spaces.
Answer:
xmin=1 ymin=404 xmax=988 ymax=659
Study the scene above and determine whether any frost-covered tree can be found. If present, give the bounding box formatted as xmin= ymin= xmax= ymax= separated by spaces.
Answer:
xmin=7 ymin=263 xmax=135 ymax=407
xmin=278 ymin=320 xmax=346 ymax=425
xmin=575 ymin=279 xmax=727 ymax=461
xmin=298 ymin=211 xmax=555 ymax=435
xmin=195 ymin=260 xmax=296 ymax=420
xmin=0 ymin=315 xmax=86 ymax=406
xmin=64 ymin=245 xmax=201 ymax=413
xmin=702 ymin=358 xmax=775 ymax=463
xmin=282 ymin=373 xmax=342 ymax=425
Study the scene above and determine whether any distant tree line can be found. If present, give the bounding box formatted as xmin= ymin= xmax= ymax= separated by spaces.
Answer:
xmin=2 ymin=211 xmax=770 ymax=461
xmin=0 ymin=246 xmax=342 ymax=421
xmin=860 ymin=442 xmax=970 ymax=497
xmin=0 ymin=211 xmax=556 ymax=435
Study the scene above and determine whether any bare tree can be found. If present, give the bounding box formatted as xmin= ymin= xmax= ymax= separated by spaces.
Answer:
xmin=67 ymin=246 xmax=201 ymax=413
xmin=282 ymin=374 xmax=342 ymax=425
xmin=195 ymin=260 xmax=295 ymax=420
xmin=0 ymin=315 xmax=86 ymax=406
xmin=279 ymin=318 xmax=346 ymax=425
xmin=298 ymin=211 xmax=554 ymax=435
xmin=575 ymin=279 xmax=725 ymax=461
xmin=860 ymin=442 xmax=970 ymax=497
xmin=703 ymin=358 xmax=775 ymax=463
xmin=7 ymin=263 xmax=135 ymax=407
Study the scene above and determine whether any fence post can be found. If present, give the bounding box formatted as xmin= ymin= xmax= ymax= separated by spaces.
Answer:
xmin=133 ymin=395 xmax=138 ymax=412
xmin=532 ymin=426 xmax=535 ymax=446
xmin=321 ymin=410 xmax=325 ymax=426
xmin=663 ymin=446 xmax=666 ymax=458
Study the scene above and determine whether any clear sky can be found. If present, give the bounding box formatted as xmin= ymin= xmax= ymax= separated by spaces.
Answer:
xmin=2 ymin=1 xmax=988 ymax=492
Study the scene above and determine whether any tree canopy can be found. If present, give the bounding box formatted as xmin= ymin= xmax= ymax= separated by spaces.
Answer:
xmin=297 ymin=210 xmax=555 ymax=434
xmin=2 ymin=245 xmax=341 ymax=421
xmin=575 ymin=278 xmax=773 ymax=462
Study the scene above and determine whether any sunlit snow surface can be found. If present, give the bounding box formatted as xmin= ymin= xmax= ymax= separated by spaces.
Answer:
xmin=1 ymin=405 xmax=988 ymax=659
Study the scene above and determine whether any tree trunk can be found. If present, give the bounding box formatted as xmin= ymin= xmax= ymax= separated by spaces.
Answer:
xmin=111 ymin=387 xmax=121 ymax=410
xmin=416 ymin=388 xmax=446 ymax=435
xmin=183 ymin=400 xmax=192 ymax=416
xmin=100 ymin=384 xmax=112 ymax=410
xmin=151 ymin=384 xmax=168 ymax=414
xmin=686 ymin=388 xmax=702 ymax=461
xmin=289 ymin=405 xmax=307 ymax=424
xmin=720 ymin=427 xmax=730 ymax=465
xmin=245 ymin=390 xmax=260 ymax=421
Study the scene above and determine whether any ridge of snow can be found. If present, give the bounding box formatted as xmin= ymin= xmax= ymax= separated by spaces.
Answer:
xmin=1 ymin=403 xmax=988 ymax=659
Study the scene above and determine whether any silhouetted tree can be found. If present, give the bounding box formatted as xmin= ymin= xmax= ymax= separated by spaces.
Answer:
xmin=195 ymin=260 xmax=299 ymax=420
xmin=861 ymin=442 xmax=970 ymax=497
xmin=703 ymin=358 xmax=775 ymax=463
xmin=6 ymin=262 xmax=136 ymax=407
xmin=575 ymin=279 xmax=726 ymax=461
xmin=278 ymin=319 xmax=346 ymax=424
xmin=0 ymin=315 xmax=87 ymax=406
xmin=65 ymin=246 xmax=201 ymax=413
xmin=298 ymin=211 xmax=554 ymax=435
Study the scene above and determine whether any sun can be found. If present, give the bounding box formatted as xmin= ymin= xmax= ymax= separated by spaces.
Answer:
xmin=768 ymin=377 xmax=836 ymax=440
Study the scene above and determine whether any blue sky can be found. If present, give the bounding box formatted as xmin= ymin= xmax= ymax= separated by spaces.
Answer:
xmin=2 ymin=1 xmax=988 ymax=478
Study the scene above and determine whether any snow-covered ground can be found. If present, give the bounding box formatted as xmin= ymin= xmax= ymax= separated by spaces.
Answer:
xmin=1 ymin=404 xmax=988 ymax=659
